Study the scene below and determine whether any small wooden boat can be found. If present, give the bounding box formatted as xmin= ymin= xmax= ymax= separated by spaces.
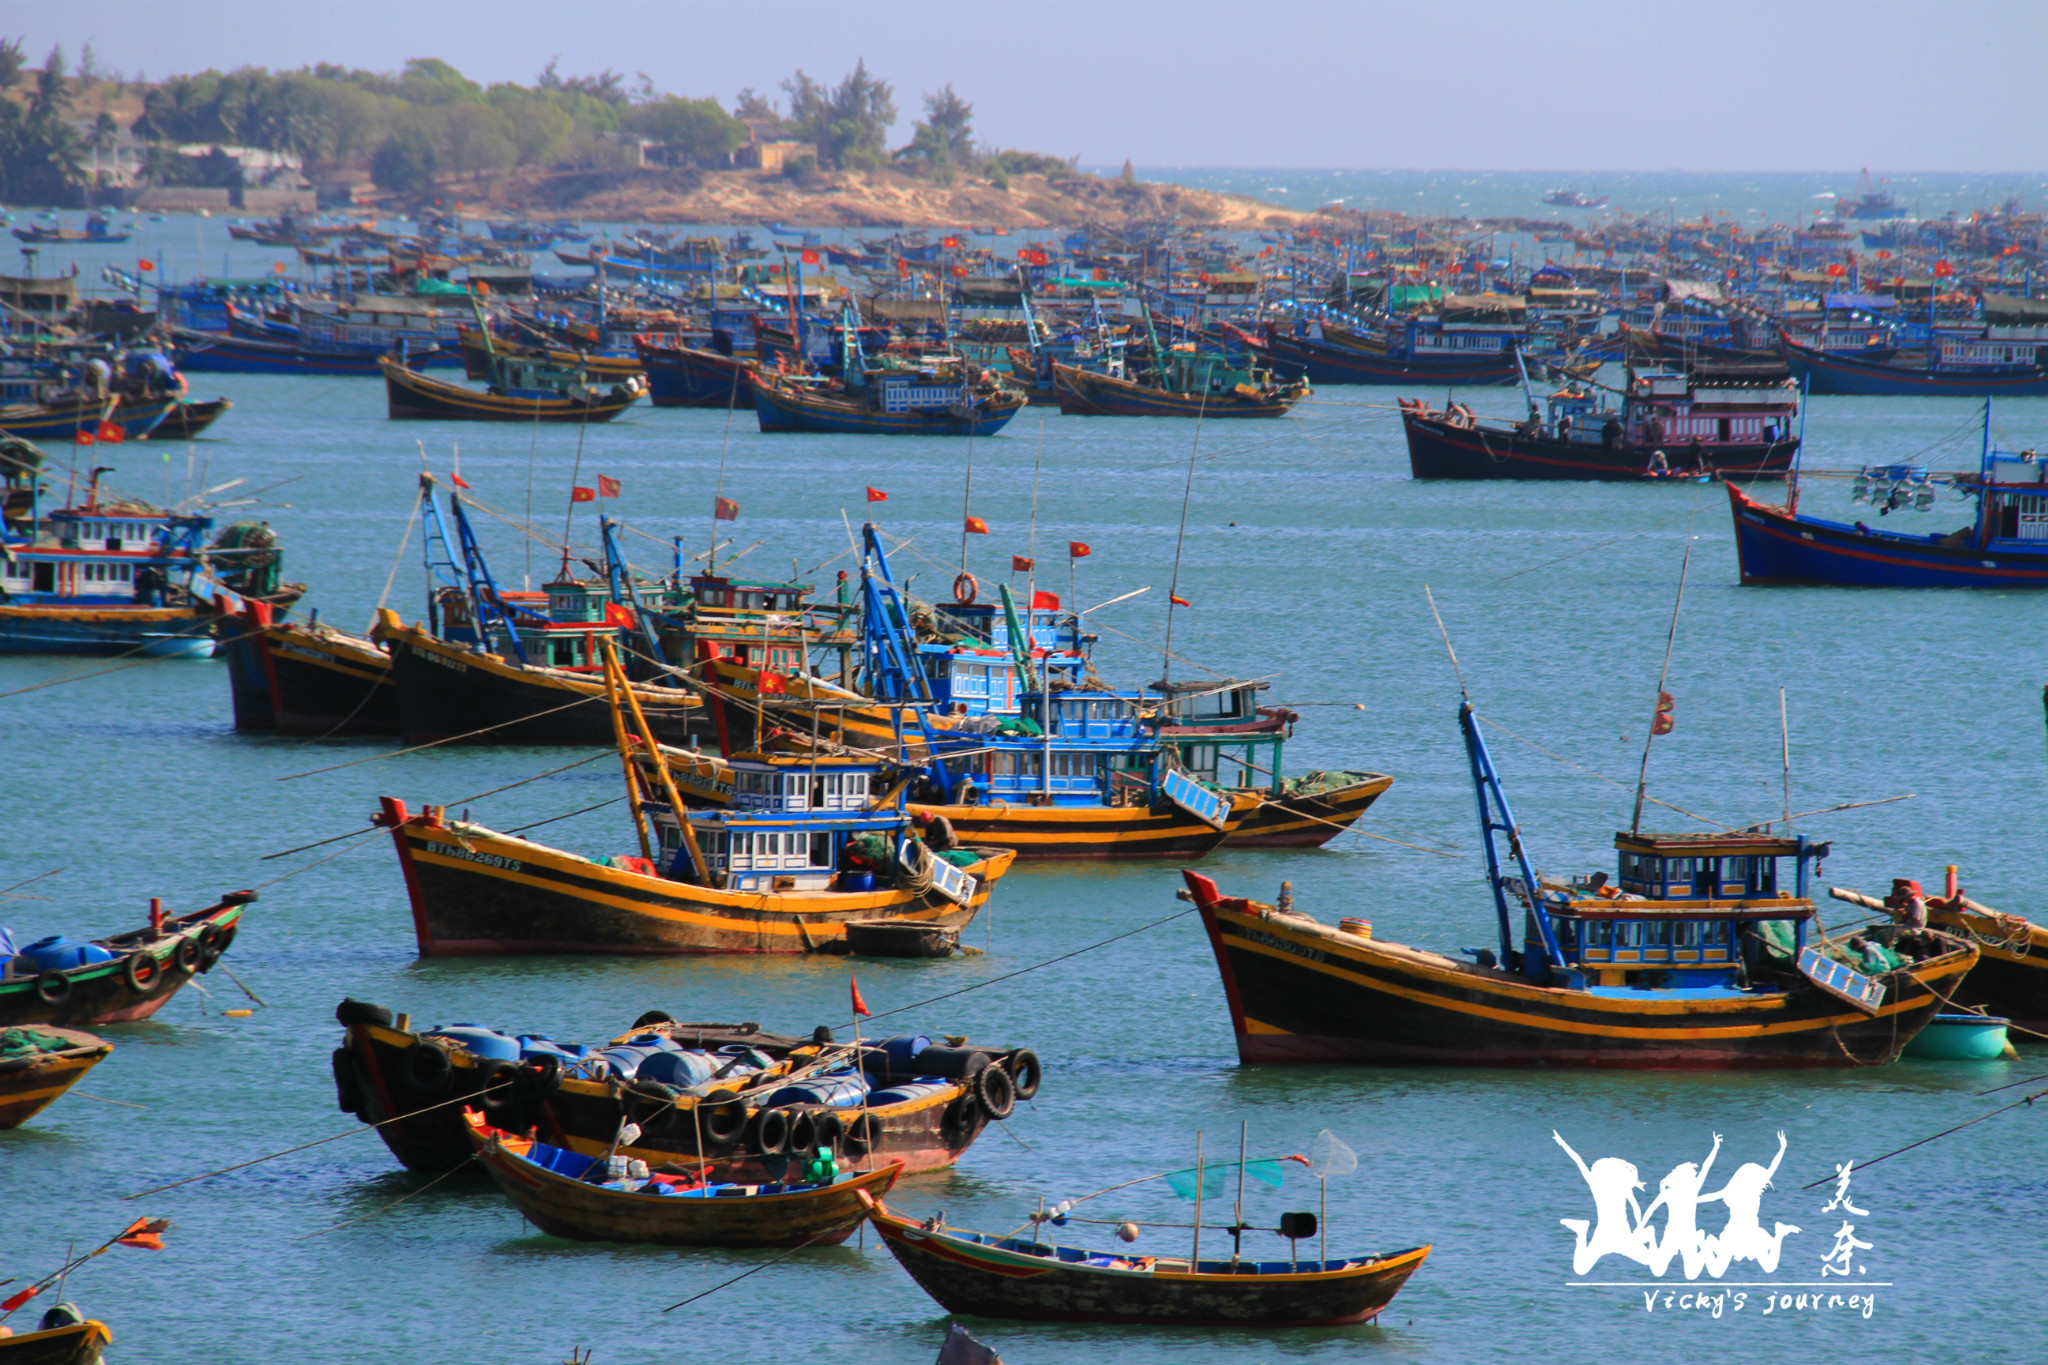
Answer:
xmin=1224 ymin=773 xmax=1394 ymax=848
xmin=173 ymin=327 xmax=426 ymax=377
xmin=1256 ymin=320 xmax=1520 ymax=387
xmin=1831 ymin=873 xmax=2048 ymax=1039
xmin=1181 ymin=701 xmax=1977 ymax=1068
xmin=454 ymin=326 xmax=641 ymax=383
xmin=863 ymin=1195 xmax=1431 ymax=1327
xmin=753 ymin=369 xmax=1024 ymax=437
xmin=0 ymin=1307 xmax=113 ymax=1363
xmin=217 ymin=601 xmax=399 ymax=736
xmin=1052 ymin=361 xmax=1302 ymax=418
xmin=148 ymin=397 xmax=231 ymax=441
xmin=380 ymin=356 xmax=645 ymax=422
xmin=466 ymin=1113 xmax=902 ymax=1247
xmin=0 ymin=1027 xmax=112 ymax=1129
xmin=0 ymin=892 xmax=252 ymax=1028
xmin=335 ymin=999 xmax=1042 ymax=1178
xmin=0 ymin=395 xmax=170 ymax=444
xmin=1902 ymin=1014 xmax=2012 ymax=1060
xmin=907 ymin=796 xmax=1252 ymax=860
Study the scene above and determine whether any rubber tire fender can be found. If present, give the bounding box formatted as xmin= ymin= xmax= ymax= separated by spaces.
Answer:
xmin=402 ymin=1040 xmax=452 ymax=1095
xmin=173 ymin=936 xmax=201 ymax=974
xmin=476 ymin=1061 xmax=522 ymax=1115
xmin=194 ymin=923 xmax=224 ymax=972
xmin=752 ymin=1106 xmax=790 ymax=1157
xmin=335 ymin=998 xmax=395 ymax=1029
xmin=698 ymin=1089 xmax=747 ymax=1146
xmin=785 ymin=1108 xmax=819 ymax=1158
xmin=812 ymin=1110 xmax=845 ymax=1157
xmin=842 ymin=1112 xmax=880 ymax=1158
xmin=1003 ymin=1048 xmax=1042 ymax=1102
xmin=34 ymin=970 xmax=72 ymax=1005
xmin=943 ymin=1090 xmax=982 ymax=1135
xmin=976 ymin=1062 xmax=1017 ymax=1121
xmin=123 ymin=950 xmax=162 ymax=995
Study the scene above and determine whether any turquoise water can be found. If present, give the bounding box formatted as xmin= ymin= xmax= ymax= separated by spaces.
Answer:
xmin=4 ymin=224 xmax=2047 ymax=1364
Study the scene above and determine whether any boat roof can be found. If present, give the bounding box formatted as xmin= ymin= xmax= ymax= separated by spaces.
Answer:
xmin=1149 ymin=678 xmax=1267 ymax=695
xmin=1614 ymin=830 xmax=1806 ymax=857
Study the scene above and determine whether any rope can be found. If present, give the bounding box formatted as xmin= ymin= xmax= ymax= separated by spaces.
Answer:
xmin=1798 ymin=1084 xmax=2048 ymax=1189
xmin=661 ymin=1229 xmax=843 ymax=1312
xmin=274 ymin=693 xmax=608 ymax=781
xmin=295 ymin=1153 xmax=480 ymax=1240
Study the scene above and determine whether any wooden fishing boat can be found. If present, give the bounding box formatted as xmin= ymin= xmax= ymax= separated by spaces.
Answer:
xmin=907 ymin=796 xmax=1252 ymax=860
xmin=455 ymin=326 xmax=641 ymax=383
xmin=0 ymin=1309 xmax=113 ymax=1363
xmin=753 ymin=370 xmax=1025 ymax=436
xmin=0 ymin=1027 xmax=112 ymax=1129
xmin=0 ymin=893 xmax=252 ymax=1028
xmin=863 ymin=1195 xmax=1431 ymax=1327
xmin=1831 ymin=874 xmax=2048 ymax=1039
xmin=172 ymin=327 xmax=425 ymax=377
xmin=218 ymin=601 xmax=400 ymax=735
xmin=466 ymin=1113 xmax=902 ymax=1246
xmin=1726 ymin=406 xmax=2048 ymax=587
xmin=1784 ymin=331 xmax=2048 ymax=397
xmin=334 ymin=999 xmax=1042 ymax=1177
xmin=634 ymin=336 xmax=756 ymax=407
xmin=1052 ymin=361 xmax=1302 ymax=418
xmin=148 ymin=397 xmax=231 ymax=441
xmin=0 ymin=394 xmax=170 ymax=444
xmin=1180 ymin=702 xmax=1976 ymax=1068
xmin=1224 ymin=773 xmax=1394 ymax=848
xmin=380 ymin=356 xmax=645 ymax=422
xmin=1256 ymin=318 xmax=1522 ymax=387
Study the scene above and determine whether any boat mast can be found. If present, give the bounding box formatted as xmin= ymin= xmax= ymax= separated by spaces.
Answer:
xmin=1630 ymin=541 xmax=1692 ymax=835
xmin=1159 ymin=396 xmax=1206 ymax=685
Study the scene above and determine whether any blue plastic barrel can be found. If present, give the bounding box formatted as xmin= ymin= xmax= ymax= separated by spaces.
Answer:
xmin=637 ymin=1050 xmax=718 ymax=1088
xmin=841 ymin=872 xmax=877 ymax=892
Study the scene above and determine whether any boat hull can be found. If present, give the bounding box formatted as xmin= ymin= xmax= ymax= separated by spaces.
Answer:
xmin=377 ymin=799 xmax=1013 ymax=955
xmin=866 ymin=1201 xmax=1432 ymax=1327
xmin=0 ymin=899 xmax=249 ymax=1028
xmin=1925 ymin=906 xmax=2048 ymax=1038
xmin=0 ymin=605 xmax=216 ymax=657
xmin=1186 ymin=874 xmax=1974 ymax=1068
xmin=0 ymin=395 xmax=170 ymax=442
xmin=381 ymin=359 xmax=642 ymax=422
xmin=151 ymin=397 xmax=231 ymax=440
xmin=0 ymin=1028 xmax=112 ymax=1129
xmin=753 ymin=380 xmax=1023 ymax=436
xmin=635 ymin=340 xmax=755 ymax=408
xmin=1053 ymin=363 xmax=1299 ymax=417
xmin=1223 ymin=773 xmax=1393 ymax=848
xmin=0 ymin=1317 xmax=112 ymax=1363
xmin=380 ymin=621 xmax=698 ymax=746
xmin=1405 ymin=412 xmax=1796 ymax=481
xmin=173 ymin=330 xmax=421 ymax=376
xmin=1785 ymin=340 xmax=2048 ymax=396
xmin=907 ymin=800 xmax=1239 ymax=860
xmin=256 ymin=621 xmax=399 ymax=736
xmin=471 ymin=1126 xmax=901 ymax=1247
xmin=1260 ymin=330 xmax=1519 ymax=386
xmin=338 ymin=1013 xmax=1004 ymax=1178
xmin=1727 ymin=481 xmax=2048 ymax=587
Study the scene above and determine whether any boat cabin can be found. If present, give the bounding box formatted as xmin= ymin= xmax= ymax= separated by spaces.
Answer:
xmin=1152 ymin=679 xmax=1294 ymax=795
xmin=911 ymin=602 xmax=1090 ymax=716
xmin=1529 ymin=831 xmax=1825 ymax=990
xmin=671 ymin=574 xmax=817 ymax=672
xmin=931 ymin=690 xmax=1152 ymax=806
xmin=1620 ymin=365 xmax=1799 ymax=450
xmin=1 ymin=504 xmax=208 ymax=606
xmin=644 ymin=752 xmax=906 ymax=891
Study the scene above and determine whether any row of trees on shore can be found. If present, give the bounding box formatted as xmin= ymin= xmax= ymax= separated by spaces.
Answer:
xmin=0 ymin=43 xmax=1078 ymax=201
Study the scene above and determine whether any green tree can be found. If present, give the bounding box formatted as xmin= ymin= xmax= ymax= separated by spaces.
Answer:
xmin=898 ymin=83 xmax=973 ymax=173
xmin=397 ymin=57 xmax=481 ymax=106
xmin=371 ymin=127 xmax=438 ymax=192
xmin=781 ymin=60 xmax=894 ymax=169
xmin=622 ymin=95 xmax=747 ymax=165
xmin=490 ymin=88 xmax=572 ymax=165
xmin=0 ymin=37 xmax=24 ymax=90
xmin=434 ymin=102 xmax=515 ymax=174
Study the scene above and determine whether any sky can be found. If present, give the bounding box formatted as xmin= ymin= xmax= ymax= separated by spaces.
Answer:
xmin=9 ymin=0 xmax=2044 ymax=172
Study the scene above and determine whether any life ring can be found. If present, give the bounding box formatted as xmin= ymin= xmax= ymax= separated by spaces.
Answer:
xmin=952 ymin=572 xmax=978 ymax=605
xmin=1004 ymin=1048 xmax=1043 ymax=1102
xmin=976 ymin=1062 xmax=1017 ymax=1121
xmin=698 ymin=1089 xmax=748 ymax=1145
xmin=842 ymin=1112 xmax=880 ymax=1158
xmin=35 ymin=970 xmax=72 ymax=1004
xmin=402 ymin=1040 xmax=452 ymax=1095
xmin=752 ymin=1106 xmax=791 ymax=1156
xmin=173 ymin=936 xmax=201 ymax=974
xmin=124 ymin=950 xmax=162 ymax=994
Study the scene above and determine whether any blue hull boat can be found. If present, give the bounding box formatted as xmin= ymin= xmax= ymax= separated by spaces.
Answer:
xmin=634 ymin=338 xmax=753 ymax=408
xmin=173 ymin=329 xmax=439 ymax=376
xmin=0 ymin=396 xmax=175 ymax=443
xmin=0 ymin=608 xmax=217 ymax=656
xmin=1785 ymin=336 xmax=2048 ymax=397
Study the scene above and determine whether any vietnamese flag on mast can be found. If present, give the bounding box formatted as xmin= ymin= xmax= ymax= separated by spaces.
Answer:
xmin=115 ymin=1218 xmax=171 ymax=1251
xmin=597 ymin=474 xmax=621 ymax=498
xmin=714 ymin=497 xmax=740 ymax=521
xmin=865 ymin=486 xmax=888 ymax=502
xmin=851 ymin=974 xmax=872 ymax=1018
xmin=1170 ymin=593 xmax=1192 ymax=607
xmin=570 ymin=486 xmax=596 ymax=503
xmin=1011 ymin=555 xmax=1034 ymax=572
xmin=1068 ymin=541 xmax=1091 ymax=558
xmin=964 ymin=516 xmax=989 ymax=535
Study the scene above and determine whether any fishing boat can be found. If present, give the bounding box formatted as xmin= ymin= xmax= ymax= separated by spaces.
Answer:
xmin=633 ymin=336 xmax=756 ymax=408
xmin=1256 ymin=309 xmax=1522 ymax=387
xmin=1152 ymin=679 xmax=1393 ymax=848
xmin=217 ymin=600 xmax=399 ymax=736
xmin=1180 ymin=700 xmax=1975 ymax=1068
xmin=0 ymin=394 xmax=173 ymax=444
xmin=455 ymin=326 xmax=642 ymax=383
xmin=0 ymin=463 xmax=300 ymax=656
xmin=0 ymin=1026 xmax=111 ymax=1129
xmin=0 ymin=1303 xmax=113 ymax=1362
xmin=1055 ymin=303 xmax=1305 ymax=417
xmin=1830 ymin=870 xmax=2047 ymax=1038
xmin=148 ymin=397 xmax=231 ymax=441
xmin=862 ymin=1190 xmax=1430 ymax=1327
xmin=1783 ymin=330 xmax=2048 ymax=397
xmin=171 ymin=326 xmax=426 ymax=377
xmin=466 ymin=1112 xmax=902 ymax=1246
xmin=753 ymin=364 xmax=1024 ymax=436
xmin=11 ymin=212 xmax=130 ymax=244
xmin=1726 ymin=404 xmax=2048 ymax=586
xmin=1402 ymin=362 xmax=1801 ymax=481
xmin=0 ymin=892 xmax=251 ymax=1028
xmin=333 ymin=998 xmax=1042 ymax=1177
xmin=380 ymin=355 xmax=645 ymax=421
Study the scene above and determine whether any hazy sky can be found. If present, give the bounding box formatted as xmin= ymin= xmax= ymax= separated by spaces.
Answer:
xmin=13 ymin=0 xmax=2044 ymax=172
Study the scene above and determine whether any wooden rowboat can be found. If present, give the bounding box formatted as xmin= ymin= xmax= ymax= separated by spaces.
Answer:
xmin=0 ymin=893 xmax=253 ymax=1028
xmin=0 ymin=1311 xmax=113 ymax=1363
xmin=380 ymin=356 xmax=644 ymax=422
xmin=862 ymin=1194 xmax=1430 ymax=1327
xmin=0 ymin=1027 xmax=112 ymax=1129
xmin=466 ymin=1112 xmax=901 ymax=1246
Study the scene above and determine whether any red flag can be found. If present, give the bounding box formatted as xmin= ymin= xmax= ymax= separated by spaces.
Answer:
xmin=1031 ymin=590 xmax=1059 ymax=610
xmin=1011 ymin=555 xmax=1034 ymax=572
xmin=1651 ymin=690 xmax=1676 ymax=736
xmin=138 ymin=259 xmax=156 ymax=271
xmin=1933 ymin=259 xmax=1954 ymax=278
xmin=942 ymin=236 xmax=961 ymax=249
xmin=759 ymin=670 xmax=787 ymax=695
xmin=603 ymin=601 xmax=636 ymax=628
xmin=851 ymin=974 xmax=872 ymax=1018
xmin=570 ymin=486 xmax=596 ymax=503
xmin=450 ymin=472 xmax=471 ymax=489
xmin=801 ymin=249 xmax=820 ymax=264
xmin=714 ymin=497 xmax=739 ymax=521
xmin=964 ymin=516 xmax=989 ymax=535
xmin=74 ymin=429 xmax=95 ymax=446
xmin=865 ymin=486 xmax=888 ymax=502
xmin=115 ymin=1217 xmax=170 ymax=1251
xmin=1170 ymin=593 xmax=1192 ymax=607
xmin=2 ymin=1285 xmax=39 ymax=1312
xmin=97 ymin=420 xmax=125 ymax=443
xmin=597 ymin=474 xmax=621 ymax=498
xmin=1068 ymin=541 xmax=1091 ymax=558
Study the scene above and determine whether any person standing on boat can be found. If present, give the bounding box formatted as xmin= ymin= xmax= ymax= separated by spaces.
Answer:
xmin=1884 ymin=878 xmax=1927 ymax=929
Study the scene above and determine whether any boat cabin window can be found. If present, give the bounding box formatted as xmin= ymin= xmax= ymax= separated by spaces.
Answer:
xmin=1179 ymin=744 xmax=1219 ymax=781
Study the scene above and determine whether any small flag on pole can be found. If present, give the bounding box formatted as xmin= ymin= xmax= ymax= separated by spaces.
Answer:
xmin=115 ymin=1218 xmax=171 ymax=1251
xmin=1170 ymin=593 xmax=1192 ymax=607
xmin=1069 ymin=541 xmax=1091 ymax=558
xmin=866 ymin=486 xmax=888 ymax=502
xmin=1011 ymin=555 xmax=1034 ymax=572
xmin=97 ymin=421 xmax=124 ymax=443
xmin=964 ymin=516 xmax=989 ymax=535
xmin=851 ymin=974 xmax=872 ymax=1018
xmin=759 ymin=670 xmax=788 ymax=695
xmin=2 ymin=1285 xmax=39 ymax=1312
xmin=801 ymin=249 xmax=820 ymax=264
xmin=603 ymin=601 xmax=636 ymax=628
xmin=714 ymin=497 xmax=740 ymax=521
xmin=138 ymin=259 xmax=155 ymax=271
xmin=597 ymin=474 xmax=621 ymax=498
xmin=1031 ymin=590 xmax=1059 ymax=610
xmin=1651 ymin=690 xmax=1676 ymax=735
xmin=570 ymin=486 xmax=596 ymax=503
xmin=73 ymin=429 xmax=95 ymax=446
xmin=450 ymin=472 xmax=471 ymax=489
